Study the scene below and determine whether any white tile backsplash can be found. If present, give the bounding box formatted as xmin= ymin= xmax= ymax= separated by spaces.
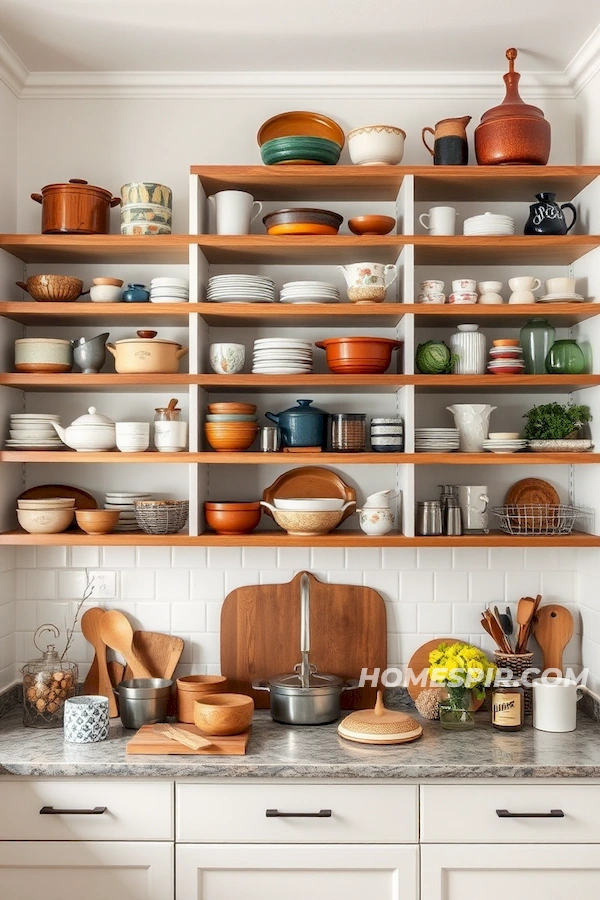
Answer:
xmin=2 ymin=543 xmax=599 ymax=688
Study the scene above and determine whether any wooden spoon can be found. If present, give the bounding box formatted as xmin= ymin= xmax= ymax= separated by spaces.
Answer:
xmin=515 ymin=596 xmax=536 ymax=653
xmin=98 ymin=610 xmax=152 ymax=679
xmin=81 ymin=608 xmax=118 ymax=718
xmin=153 ymin=723 xmax=212 ymax=751
xmin=534 ymin=604 xmax=574 ymax=674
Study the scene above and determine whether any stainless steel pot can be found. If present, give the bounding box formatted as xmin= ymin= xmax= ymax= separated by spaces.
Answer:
xmin=253 ymin=572 xmax=357 ymax=725
xmin=116 ymin=677 xmax=172 ymax=729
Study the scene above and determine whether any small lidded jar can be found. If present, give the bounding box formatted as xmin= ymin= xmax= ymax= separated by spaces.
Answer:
xmin=21 ymin=625 xmax=78 ymax=728
xmin=491 ymin=679 xmax=524 ymax=731
xmin=154 ymin=399 xmax=188 ymax=452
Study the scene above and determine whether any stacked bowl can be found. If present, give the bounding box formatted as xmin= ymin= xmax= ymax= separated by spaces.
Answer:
xmin=205 ymin=402 xmax=258 ymax=452
xmin=488 ymin=339 xmax=525 ymax=375
xmin=482 ymin=433 xmax=527 ymax=454
xmin=120 ymin=182 xmax=172 ymax=235
xmin=257 ymin=111 xmax=344 ymax=166
xmin=150 ymin=277 xmax=189 ymax=303
xmin=104 ymin=491 xmax=151 ymax=531
xmin=370 ymin=417 xmax=404 ymax=452
xmin=260 ymin=498 xmax=354 ymax=535
xmin=6 ymin=413 xmax=63 ymax=450
xmin=17 ymin=497 xmax=75 ymax=534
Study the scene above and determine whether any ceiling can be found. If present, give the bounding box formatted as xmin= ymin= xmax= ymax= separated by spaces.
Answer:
xmin=0 ymin=0 xmax=597 ymax=74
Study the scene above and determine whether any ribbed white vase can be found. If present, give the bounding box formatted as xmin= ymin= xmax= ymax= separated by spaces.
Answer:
xmin=450 ymin=324 xmax=486 ymax=374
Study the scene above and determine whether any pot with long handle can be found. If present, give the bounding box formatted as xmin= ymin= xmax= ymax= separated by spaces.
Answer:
xmin=253 ymin=572 xmax=357 ymax=724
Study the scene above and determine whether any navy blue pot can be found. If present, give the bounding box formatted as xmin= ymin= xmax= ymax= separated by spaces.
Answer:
xmin=265 ymin=399 xmax=329 ymax=448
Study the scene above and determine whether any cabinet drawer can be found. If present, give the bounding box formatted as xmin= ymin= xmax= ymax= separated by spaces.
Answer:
xmin=0 ymin=780 xmax=173 ymax=841
xmin=421 ymin=784 xmax=600 ymax=843
xmin=177 ymin=783 xmax=418 ymax=843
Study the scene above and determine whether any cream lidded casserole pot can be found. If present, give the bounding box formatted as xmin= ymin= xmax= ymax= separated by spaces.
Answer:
xmin=106 ymin=331 xmax=188 ymax=374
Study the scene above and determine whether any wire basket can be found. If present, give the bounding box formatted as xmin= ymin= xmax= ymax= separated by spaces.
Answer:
xmin=134 ymin=500 xmax=189 ymax=534
xmin=492 ymin=504 xmax=583 ymax=536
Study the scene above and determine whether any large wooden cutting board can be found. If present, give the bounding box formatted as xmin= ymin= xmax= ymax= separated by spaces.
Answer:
xmin=220 ymin=571 xmax=387 ymax=710
xmin=126 ymin=724 xmax=250 ymax=755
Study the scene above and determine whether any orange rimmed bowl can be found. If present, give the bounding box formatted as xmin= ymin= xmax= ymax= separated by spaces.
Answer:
xmin=315 ymin=336 xmax=403 ymax=374
xmin=204 ymin=501 xmax=262 ymax=534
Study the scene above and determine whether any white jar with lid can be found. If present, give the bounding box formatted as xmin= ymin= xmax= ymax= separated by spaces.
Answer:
xmin=450 ymin=324 xmax=486 ymax=374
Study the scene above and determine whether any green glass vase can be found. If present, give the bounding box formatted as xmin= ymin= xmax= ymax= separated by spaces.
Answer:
xmin=545 ymin=339 xmax=585 ymax=374
xmin=520 ymin=318 xmax=555 ymax=374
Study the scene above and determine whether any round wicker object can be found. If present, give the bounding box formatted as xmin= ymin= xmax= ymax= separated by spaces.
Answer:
xmin=134 ymin=500 xmax=189 ymax=535
xmin=338 ymin=691 xmax=423 ymax=745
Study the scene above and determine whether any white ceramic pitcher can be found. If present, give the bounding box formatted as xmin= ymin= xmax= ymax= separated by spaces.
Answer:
xmin=208 ymin=190 xmax=263 ymax=235
xmin=447 ymin=404 xmax=496 ymax=452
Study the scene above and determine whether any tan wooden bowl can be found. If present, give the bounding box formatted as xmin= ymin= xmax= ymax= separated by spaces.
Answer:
xmin=75 ymin=509 xmax=120 ymax=535
xmin=193 ymin=693 xmax=254 ymax=735
xmin=176 ymin=675 xmax=227 ymax=723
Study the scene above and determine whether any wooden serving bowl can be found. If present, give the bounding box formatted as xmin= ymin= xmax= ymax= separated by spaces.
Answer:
xmin=16 ymin=274 xmax=85 ymax=302
xmin=348 ymin=215 xmax=396 ymax=235
xmin=75 ymin=509 xmax=120 ymax=535
xmin=193 ymin=693 xmax=254 ymax=735
xmin=176 ymin=675 xmax=227 ymax=723
xmin=208 ymin=402 xmax=257 ymax=415
xmin=204 ymin=502 xmax=262 ymax=534
xmin=204 ymin=423 xmax=258 ymax=452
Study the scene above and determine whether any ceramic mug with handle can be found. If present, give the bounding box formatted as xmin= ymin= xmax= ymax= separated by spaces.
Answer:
xmin=419 ymin=206 xmax=457 ymax=236
xmin=457 ymin=484 xmax=489 ymax=534
xmin=532 ymin=678 xmax=582 ymax=732
xmin=208 ymin=190 xmax=263 ymax=235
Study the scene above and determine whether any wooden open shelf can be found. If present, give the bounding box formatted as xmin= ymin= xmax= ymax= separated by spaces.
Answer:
xmin=0 ymin=302 xmax=193 ymax=326
xmin=413 ymin=303 xmax=600 ymax=328
xmin=411 ymin=374 xmax=600 ymax=393
xmin=0 ymin=373 xmax=194 ymax=392
xmin=0 ymin=234 xmax=194 ymax=264
xmin=196 ymin=234 xmax=408 ymax=264
xmin=191 ymin=165 xmax=600 ymax=202
xmin=1 ymin=451 xmax=599 ymax=465
xmin=1 ymin=528 xmax=599 ymax=547
xmin=413 ymin=235 xmax=600 ymax=266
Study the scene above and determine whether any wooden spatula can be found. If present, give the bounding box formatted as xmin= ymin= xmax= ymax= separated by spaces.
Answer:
xmin=81 ymin=608 xmax=118 ymax=718
xmin=515 ymin=596 xmax=536 ymax=653
xmin=153 ymin=723 xmax=212 ymax=751
xmin=98 ymin=610 xmax=152 ymax=679
xmin=533 ymin=604 xmax=574 ymax=673
xmin=123 ymin=632 xmax=184 ymax=681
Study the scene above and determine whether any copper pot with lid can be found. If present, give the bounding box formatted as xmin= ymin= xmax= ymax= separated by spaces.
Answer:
xmin=31 ymin=178 xmax=120 ymax=234
xmin=475 ymin=49 xmax=551 ymax=166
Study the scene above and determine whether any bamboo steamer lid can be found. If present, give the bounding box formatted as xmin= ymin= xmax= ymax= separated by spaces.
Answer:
xmin=338 ymin=691 xmax=423 ymax=745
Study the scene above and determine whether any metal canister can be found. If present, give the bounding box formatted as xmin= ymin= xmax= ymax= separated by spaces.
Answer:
xmin=260 ymin=425 xmax=281 ymax=452
xmin=416 ymin=500 xmax=443 ymax=536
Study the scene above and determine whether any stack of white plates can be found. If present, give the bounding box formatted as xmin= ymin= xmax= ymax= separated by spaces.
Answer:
xmin=280 ymin=281 xmax=340 ymax=304
xmin=6 ymin=413 xmax=63 ymax=449
xmin=104 ymin=491 xmax=151 ymax=531
xmin=207 ymin=275 xmax=276 ymax=304
xmin=415 ymin=428 xmax=460 ymax=453
xmin=150 ymin=277 xmax=189 ymax=303
xmin=463 ymin=212 xmax=515 ymax=236
xmin=482 ymin=438 xmax=527 ymax=454
xmin=252 ymin=338 xmax=313 ymax=374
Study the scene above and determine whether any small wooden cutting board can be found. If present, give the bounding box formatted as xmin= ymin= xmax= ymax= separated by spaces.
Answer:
xmin=126 ymin=723 xmax=250 ymax=755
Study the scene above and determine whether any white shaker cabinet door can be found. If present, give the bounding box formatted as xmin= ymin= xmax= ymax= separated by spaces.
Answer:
xmin=177 ymin=844 xmax=418 ymax=900
xmin=422 ymin=844 xmax=600 ymax=898
xmin=0 ymin=841 xmax=173 ymax=900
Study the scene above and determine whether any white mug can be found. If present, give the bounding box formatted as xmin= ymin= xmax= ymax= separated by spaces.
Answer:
xmin=419 ymin=206 xmax=457 ymax=236
xmin=532 ymin=678 xmax=581 ymax=732
xmin=208 ymin=190 xmax=263 ymax=235
xmin=508 ymin=276 xmax=541 ymax=292
xmin=115 ymin=421 xmax=150 ymax=453
xmin=457 ymin=485 xmax=489 ymax=534
xmin=546 ymin=277 xmax=577 ymax=295
xmin=154 ymin=420 xmax=188 ymax=452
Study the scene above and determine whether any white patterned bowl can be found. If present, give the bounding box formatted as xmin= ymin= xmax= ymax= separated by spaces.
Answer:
xmin=63 ymin=695 xmax=109 ymax=743
xmin=209 ymin=343 xmax=246 ymax=375
xmin=347 ymin=125 xmax=406 ymax=166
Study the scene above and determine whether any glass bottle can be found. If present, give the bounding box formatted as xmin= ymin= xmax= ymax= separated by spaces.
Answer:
xmin=21 ymin=625 xmax=78 ymax=728
xmin=545 ymin=339 xmax=585 ymax=375
xmin=519 ymin=318 xmax=555 ymax=374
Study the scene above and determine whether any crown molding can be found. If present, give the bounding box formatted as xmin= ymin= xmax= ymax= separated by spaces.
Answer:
xmin=565 ymin=24 xmax=600 ymax=95
xmin=19 ymin=68 xmax=573 ymax=100
xmin=0 ymin=34 xmax=29 ymax=96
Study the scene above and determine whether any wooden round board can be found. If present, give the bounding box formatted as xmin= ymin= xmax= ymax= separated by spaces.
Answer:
xmin=262 ymin=466 xmax=356 ymax=522
xmin=406 ymin=637 xmax=485 ymax=712
xmin=505 ymin=478 xmax=560 ymax=507
xmin=19 ymin=484 xmax=97 ymax=509
xmin=338 ymin=721 xmax=423 ymax=744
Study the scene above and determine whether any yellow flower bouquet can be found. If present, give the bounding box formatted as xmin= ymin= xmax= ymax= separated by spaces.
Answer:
xmin=428 ymin=641 xmax=496 ymax=730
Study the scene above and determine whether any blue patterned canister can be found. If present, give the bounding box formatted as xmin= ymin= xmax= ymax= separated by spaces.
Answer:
xmin=64 ymin=696 xmax=109 ymax=743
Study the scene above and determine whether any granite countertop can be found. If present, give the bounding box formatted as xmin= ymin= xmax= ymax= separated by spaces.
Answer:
xmin=1 ymin=706 xmax=600 ymax=778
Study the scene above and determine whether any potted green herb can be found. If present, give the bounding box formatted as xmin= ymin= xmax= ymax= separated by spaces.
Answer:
xmin=522 ymin=402 xmax=592 ymax=451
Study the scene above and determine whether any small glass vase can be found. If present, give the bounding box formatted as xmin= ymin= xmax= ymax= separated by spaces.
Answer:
xmin=439 ymin=687 xmax=475 ymax=731
xmin=545 ymin=339 xmax=585 ymax=375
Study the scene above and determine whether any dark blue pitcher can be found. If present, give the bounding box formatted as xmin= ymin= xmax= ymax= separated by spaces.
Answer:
xmin=524 ymin=192 xmax=577 ymax=235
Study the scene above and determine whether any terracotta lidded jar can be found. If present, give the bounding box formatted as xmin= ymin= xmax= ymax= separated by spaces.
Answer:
xmin=475 ymin=49 xmax=551 ymax=166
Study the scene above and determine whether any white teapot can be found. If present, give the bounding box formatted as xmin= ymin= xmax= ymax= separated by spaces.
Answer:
xmin=51 ymin=406 xmax=116 ymax=452
xmin=362 ymin=489 xmax=397 ymax=509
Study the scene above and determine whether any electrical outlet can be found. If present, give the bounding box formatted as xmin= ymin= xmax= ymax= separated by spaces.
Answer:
xmin=87 ymin=570 xmax=117 ymax=600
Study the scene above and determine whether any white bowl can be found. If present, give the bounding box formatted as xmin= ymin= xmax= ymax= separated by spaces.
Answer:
xmin=347 ymin=125 xmax=406 ymax=166
xmin=17 ymin=498 xmax=75 ymax=509
xmin=17 ymin=507 xmax=74 ymax=533
xmin=90 ymin=284 xmax=123 ymax=303
xmin=489 ymin=432 xmax=521 ymax=440
xmin=273 ymin=497 xmax=349 ymax=511
xmin=209 ymin=343 xmax=245 ymax=375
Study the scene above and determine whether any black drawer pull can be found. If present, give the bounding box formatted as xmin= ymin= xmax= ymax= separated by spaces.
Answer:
xmin=266 ymin=809 xmax=332 ymax=818
xmin=496 ymin=808 xmax=564 ymax=819
xmin=40 ymin=806 xmax=107 ymax=816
